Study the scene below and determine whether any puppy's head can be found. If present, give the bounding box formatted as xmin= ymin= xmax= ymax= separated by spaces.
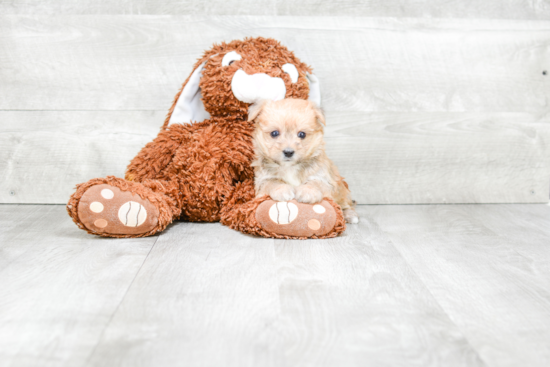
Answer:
xmin=249 ymin=98 xmax=326 ymax=165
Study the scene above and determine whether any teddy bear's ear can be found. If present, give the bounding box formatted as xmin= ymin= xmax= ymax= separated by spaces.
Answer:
xmin=306 ymin=73 xmax=321 ymax=107
xmin=165 ymin=60 xmax=211 ymax=128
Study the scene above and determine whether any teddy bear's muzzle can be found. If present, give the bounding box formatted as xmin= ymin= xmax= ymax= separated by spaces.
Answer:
xmin=231 ymin=69 xmax=286 ymax=104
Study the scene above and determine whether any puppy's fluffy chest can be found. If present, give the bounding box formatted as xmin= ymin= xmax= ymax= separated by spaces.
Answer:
xmin=278 ymin=165 xmax=304 ymax=187
xmin=258 ymin=160 xmax=325 ymax=188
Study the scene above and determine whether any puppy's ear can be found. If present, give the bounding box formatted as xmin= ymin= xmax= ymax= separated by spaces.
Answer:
xmin=310 ymin=101 xmax=326 ymax=127
xmin=248 ymin=100 xmax=269 ymax=122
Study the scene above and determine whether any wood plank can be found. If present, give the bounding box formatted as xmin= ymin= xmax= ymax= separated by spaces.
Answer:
xmin=0 ymin=110 xmax=162 ymax=204
xmin=86 ymin=220 xmax=284 ymax=366
xmin=1 ymin=0 xmax=549 ymax=19
xmin=85 ymin=208 xmax=484 ymax=366
xmin=0 ymin=204 xmax=158 ymax=367
xmin=84 ymin=208 xmax=483 ymax=366
xmin=3 ymin=203 xmax=550 ymax=366
xmin=270 ymin=210 xmax=484 ymax=366
xmin=325 ymin=112 xmax=550 ymax=204
xmin=366 ymin=204 xmax=550 ymax=367
xmin=1 ymin=16 xmax=549 ymax=113
xmin=1 ymin=111 xmax=548 ymax=204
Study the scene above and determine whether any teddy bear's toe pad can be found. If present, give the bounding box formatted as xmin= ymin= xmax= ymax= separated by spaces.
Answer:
xmin=77 ymin=184 xmax=159 ymax=235
xmin=256 ymin=199 xmax=336 ymax=237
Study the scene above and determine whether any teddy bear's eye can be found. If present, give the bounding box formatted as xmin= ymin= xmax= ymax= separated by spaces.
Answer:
xmin=282 ymin=63 xmax=298 ymax=83
xmin=298 ymin=131 xmax=306 ymax=139
xmin=222 ymin=51 xmax=242 ymax=67
xmin=270 ymin=131 xmax=280 ymax=138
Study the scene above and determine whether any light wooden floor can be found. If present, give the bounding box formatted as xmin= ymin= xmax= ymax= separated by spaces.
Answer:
xmin=1 ymin=204 xmax=549 ymax=367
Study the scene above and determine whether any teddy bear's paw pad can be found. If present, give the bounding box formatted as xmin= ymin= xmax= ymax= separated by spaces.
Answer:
xmin=77 ymin=184 xmax=159 ymax=235
xmin=256 ymin=199 xmax=336 ymax=237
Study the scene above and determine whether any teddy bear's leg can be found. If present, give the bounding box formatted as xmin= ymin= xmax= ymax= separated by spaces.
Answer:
xmin=67 ymin=176 xmax=180 ymax=238
xmin=220 ymin=180 xmax=346 ymax=239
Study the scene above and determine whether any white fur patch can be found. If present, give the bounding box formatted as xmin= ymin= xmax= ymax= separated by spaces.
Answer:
xmin=306 ymin=174 xmax=332 ymax=188
xmin=231 ymin=69 xmax=286 ymax=103
xmin=282 ymin=63 xmax=298 ymax=83
xmin=282 ymin=168 xmax=302 ymax=187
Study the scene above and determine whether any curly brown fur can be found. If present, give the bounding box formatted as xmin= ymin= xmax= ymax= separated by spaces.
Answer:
xmin=68 ymin=37 xmax=346 ymax=239
xmin=161 ymin=37 xmax=312 ymax=130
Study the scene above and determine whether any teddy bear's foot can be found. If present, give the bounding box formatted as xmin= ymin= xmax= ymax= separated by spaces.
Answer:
xmin=75 ymin=183 xmax=160 ymax=236
xmin=255 ymin=199 xmax=338 ymax=238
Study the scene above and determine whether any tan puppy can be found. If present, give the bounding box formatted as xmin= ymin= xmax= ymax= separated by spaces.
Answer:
xmin=249 ymin=98 xmax=359 ymax=224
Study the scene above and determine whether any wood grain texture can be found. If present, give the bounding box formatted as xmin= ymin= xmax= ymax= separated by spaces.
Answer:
xmin=271 ymin=211 xmax=484 ymax=366
xmin=86 ymin=220 xmax=283 ymax=367
xmin=0 ymin=110 xmax=162 ymax=204
xmin=1 ymin=16 xmax=549 ymax=113
xmin=1 ymin=0 xmax=549 ymax=19
xmin=367 ymin=204 xmax=550 ymax=367
xmin=0 ymin=204 xmax=158 ymax=367
xmin=325 ymin=112 xmax=550 ymax=204
xmin=3 ymin=204 xmax=550 ymax=366
xmin=1 ymin=111 xmax=548 ymax=204
xmin=86 ymin=210 xmax=483 ymax=367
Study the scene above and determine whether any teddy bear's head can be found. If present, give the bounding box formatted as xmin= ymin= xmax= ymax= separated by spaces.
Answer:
xmin=165 ymin=37 xmax=320 ymax=128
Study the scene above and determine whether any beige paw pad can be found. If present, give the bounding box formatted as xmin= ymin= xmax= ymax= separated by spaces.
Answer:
xmin=90 ymin=202 xmax=104 ymax=213
xmin=101 ymin=189 xmax=114 ymax=199
xmin=94 ymin=219 xmax=108 ymax=228
xmin=268 ymin=201 xmax=298 ymax=225
xmin=312 ymin=204 xmax=325 ymax=214
xmin=308 ymin=219 xmax=321 ymax=230
xmin=118 ymin=201 xmax=147 ymax=227
xmin=256 ymin=199 xmax=338 ymax=238
xmin=77 ymin=183 xmax=159 ymax=235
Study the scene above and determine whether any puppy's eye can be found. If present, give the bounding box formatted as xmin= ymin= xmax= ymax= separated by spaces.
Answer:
xmin=222 ymin=51 xmax=242 ymax=67
xmin=270 ymin=131 xmax=280 ymax=138
xmin=298 ymin=131 xmax=306 ymax=139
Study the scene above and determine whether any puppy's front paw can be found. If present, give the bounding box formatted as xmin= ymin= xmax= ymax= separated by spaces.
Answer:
xmin=295 ymin=185 xmax=323 ymax=204
xmin=344 ymin=208 xmax=359 ymax=224
xmin=270 ymin=184 xmax=295 ymax=202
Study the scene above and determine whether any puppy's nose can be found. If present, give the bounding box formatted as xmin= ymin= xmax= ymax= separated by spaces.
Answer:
xmin=283 ymin=149 xmax=295 ymax=158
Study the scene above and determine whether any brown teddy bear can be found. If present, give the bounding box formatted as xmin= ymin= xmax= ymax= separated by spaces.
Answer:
xmin=67 ymin=37 xmax=346 ymax=239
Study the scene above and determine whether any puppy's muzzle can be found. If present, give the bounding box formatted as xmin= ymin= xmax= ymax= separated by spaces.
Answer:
xmin=283 ymin=149 xmax=295 ymax=158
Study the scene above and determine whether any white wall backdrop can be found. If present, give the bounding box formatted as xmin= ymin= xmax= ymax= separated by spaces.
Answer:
xmin=1 ymin=2 xmax=549 ymax=204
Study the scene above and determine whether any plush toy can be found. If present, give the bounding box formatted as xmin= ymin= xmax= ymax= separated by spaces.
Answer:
xmin=67 ymin=37 xmax=346 ymax=239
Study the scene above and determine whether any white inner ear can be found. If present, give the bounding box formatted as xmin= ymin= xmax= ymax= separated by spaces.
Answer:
xmin=282 ymin=63 xmax=298 ymax=83
xmin=306 ymin=73 xmax=321 ymax=107
xmin=168 ymin=61 xmax=211 ymax=126
xmin=222 ymin=51 xmax=242 ymax=67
